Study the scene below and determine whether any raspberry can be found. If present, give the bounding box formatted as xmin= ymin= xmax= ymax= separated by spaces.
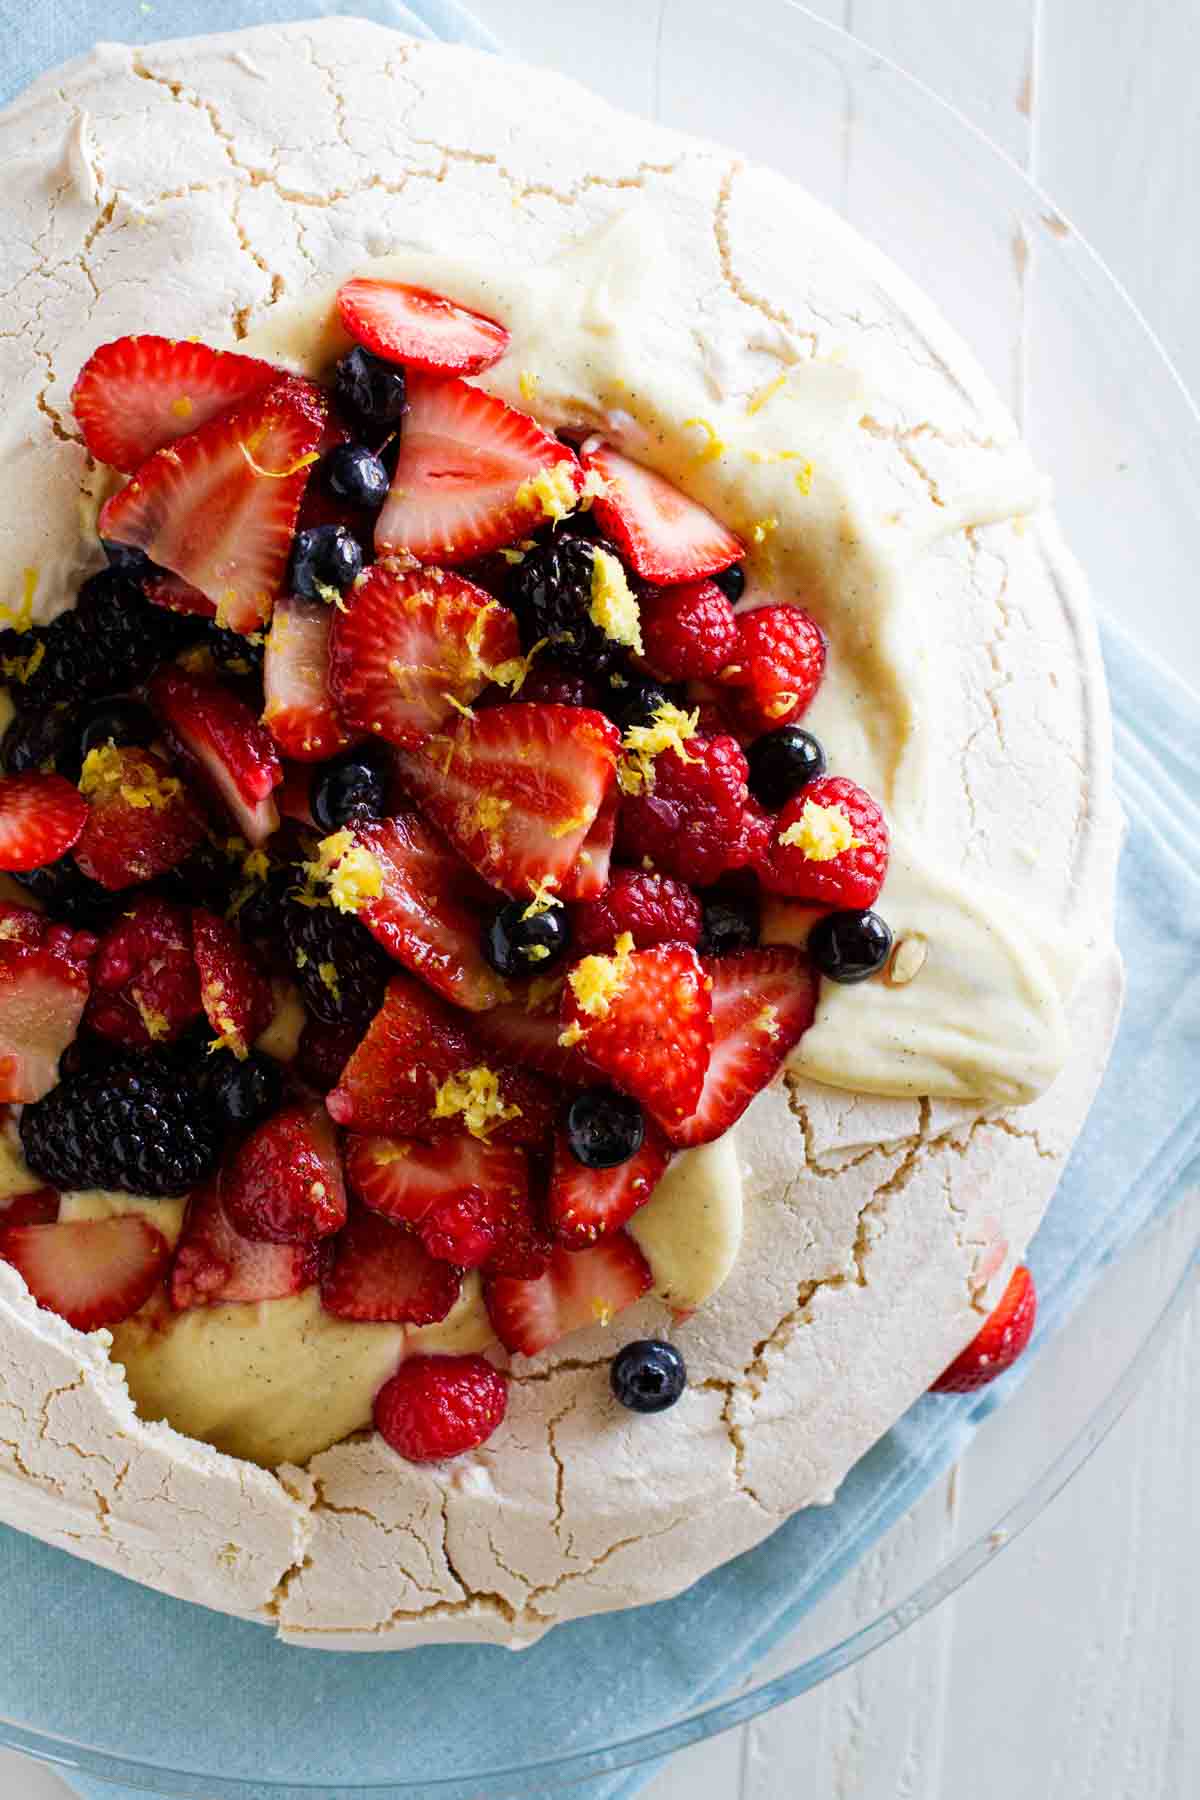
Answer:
xmin=419 ymin=1193 xmax=501 ymax=1268
xmin=761 ymin=774 xmax=889 ymax=908
xmin=724 ymin=604 xmax=825 ymax=737
xmin=84 ymin=898 xmax=201 ymax=1049
xmin=639 ymin=579 xmax=738 ymax=681
xmin=616 ymin=733 xmax=758 ymax=887
xmin=373 ymin=1353 xmax=508 ymax=1463
xmin=571 ymin=869 xmax=702 ymax=955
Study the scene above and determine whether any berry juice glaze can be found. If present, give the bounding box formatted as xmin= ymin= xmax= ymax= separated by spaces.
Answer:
xmin=24 ymin=211 xmax=1082 ymax=1470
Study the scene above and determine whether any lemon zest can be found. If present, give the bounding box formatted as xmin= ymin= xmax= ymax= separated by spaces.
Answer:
xmin=431 ymin=1066 xmax=521 ymax=1141
xmin=589 ymin=548 xmax=643 ymax=654
xmin=518 ymin=369 xmax=539 ymax=405
xmin=778 ymin=800 xmax=862 ymax=863
xmin=515 ymin=460 xmax=580 ymax=523
xmin=522 ymin=875 xmax=561 ymax=920
xmin=751 ymin=515 xmax=779 ymax=544
xmin=566 ymin=930 xmax=633 ymax=1021
xmin=238 ymin=445 xmax=320 ymax=480
xmin=681 ymin=416 xmax=727 ymax=462
xmin=746 ymin=373 xmax=788 ymax=416
xmin=300 ymin=830 xmax=384 ymax=913
xmin=618 ymin=701 xmax=699 ymax=795
xmin=0 ymin=567 xmax=39 ymax=633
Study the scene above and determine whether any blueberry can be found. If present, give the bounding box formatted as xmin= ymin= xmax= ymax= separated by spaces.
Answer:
xmin=289 ymin=525 xmax=364 ymax=603
xmin=1 ymin=705 xmax=81 ymax=780
xmin=565 ymin=1088 xmax=645 ymax=1171
xmin=698 ymin=891 xmax=760 ymax=957
xmin=710 ymin=563 xmax=745 ymax=604
xmin=324 ymin=442 xmax=390 ymax=510
xmin=610 ymin=1339 xmax=687 ymax=1413
xmin=310 ymin=744 xmax=390 ymax=833
xmin=100 ymin=540 xmax=156 ymax=579
xmin=200 ymin=1049 xmax=283 ymax=1133
xmin=746 ymin=726 xmax=827 ymax=809
xmin=808 ymin=909 xmax=893 ymax=984
xmin=483 ymin=898 xmax=572 ymax=978
xmin=611 ymin=677 xmax=683 ymax=735
xmin=334 ymin=346 xmax=407 ymax=431
xmin=77 ymin=698 xmax=157 ymax=763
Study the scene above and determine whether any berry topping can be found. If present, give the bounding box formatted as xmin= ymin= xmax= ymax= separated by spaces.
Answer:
xmin=77 ymin=699 xmax=157 ymax=763
xmin=99 ymin=375 xmax=327 ymax=634
xmin=21 ymin=1059 xmax=219 ymax=1197
xmin=0 ymin=910 xmax=94 ymax=1103
xmin=610 ymin=1338 xmax=687 ymax=1413
xmin=375 ymin=374 xmax=580 ymax=565
xmin=324 ymin=442 xmax=390 ymax=510
xmin=373 ymin=1352 xmax=508 ymax=1463
xmin=329 ymin=562 xmax=521 ymax=750
xmin=483 ymin=897 xmax=571 ymax=978
xmin=697 ymin=889 xmax=760 ymax=957
xmin=724 ymin=604 xmax=826 ymax=735
xmin=199 ymin=1049 xmax=282 ymax=1133
xmin=150 ymin=667 xmax=282 ymax=845
xmin=616 ymin=729 xmax=759 ymax=888
xmin=262 ymin=595 xmax=353 ymax=764
xmin=191 ymin=908 xmax=273 ymax=1057
xmin=484 ymin=1234 xmax=652 ymax=1357
xmin=310 ymin=744 xmax=389 ymax=833
xmin=84 ymin=897 xmax=201 ymax=1049
xmin=71 ymin=334 xmax=278 ymax=474
xmin=507 ymin=536 xmax=626 ymax=674
xmin=931 ymin=1265 xmax=1037 ymax=1392
xmin=807 ymin=908 xmax=893 ymax=984
xmin=74 ymin=745 xmax=206 ymax=891
xmin=0 ymin=772 xmax=87 ymax=871
xmin=638 ymin=578 xmax=739 ymax=681
xmin=282 ymin=892 xmax=390 ymax=1032
xmin=560 ymin=940 xmax=712 ymax=1132
xmin=170 ymin=1175 xmax=319 ymax=1310
xmin=581 ymin=441 xmax=742 ymax=584
xmin=710 ymin=563 xmax=746 ymax=604
xmin=337 ymin=278 xmax=510 ymax=377
xmin=670 ymin=948 xmax=817 ymax=1149
xmin=321 ymin=1205 xmax=462 ymax=1324
xmin=0 ymin=1216 xmax=171 ymax=1331
xmin=393 ymin=702 xmax=620 ymax=900
xmin=571 ymin=869 xmax=702 ymax=956
xmin=563 ymin=1086 xmax=647 ymax=1170
xmin=288 ymin=523 xmax=364 ymax=603
xmin=746 ymin=725 xmax=827 ymax=809
xmin=225 ymin=1100 xmax=347 ymax=1244
xmin=762 ymin=774 xmax=889 ymax=909
xmin=334 ymin=346 xmax=407 ymax=431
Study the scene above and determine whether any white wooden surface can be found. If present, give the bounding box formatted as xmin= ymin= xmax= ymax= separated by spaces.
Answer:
xmin=4 ymin=2 xmax=1198 ymax=1796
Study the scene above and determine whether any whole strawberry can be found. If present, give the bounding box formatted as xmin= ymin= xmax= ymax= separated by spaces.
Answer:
xmin=931 ymin=1265 xmax=1037 ymax=1392
xmin=373 ymin=1353 xmax=508 ymax=1462
xmin=761 ymin=774 xmax=889 ymax=909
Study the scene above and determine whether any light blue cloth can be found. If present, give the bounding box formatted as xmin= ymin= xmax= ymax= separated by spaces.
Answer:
xmin=0 ymin=6 xmax=1197 ymax=1799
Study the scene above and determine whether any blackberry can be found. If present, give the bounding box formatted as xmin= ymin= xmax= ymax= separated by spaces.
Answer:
xmin=236 ymin=864 xmax=293 ymax=944
xmin=1 ymin=705 xmax=81 ymax=781
xmin=12 ymin=572 xmax=181 ymax=712
xmin=20 ymin=1062 xmax=220 ymax=1197
xmin=11 ymin=856 xmax=127 ymax=930
xmin=282 ymin=898 xmax=389 ymax=1030
xmin=507 ymin=536 xmax=621 ymax=673
xmin=101 ymin=540 xmax=156 ymax=579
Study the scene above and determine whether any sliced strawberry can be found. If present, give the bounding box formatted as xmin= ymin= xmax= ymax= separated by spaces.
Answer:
xmin=276 ymin=760 xmax=317 ymax=828
xmin=320 ymin=1205 xmax=462 ymax=1324
xmin=150 ymin=667 xmax=282 ymax=845
xmin=84 ymin=897 xmax=199 ymax=1050
xmin=0 ymin=773 xmax=87 ymax=871
xmin=328 ymin=563 xmax=521 ymax=751
xmin=931 ymin=1264 xmax=1038 ymax=1392
xmin=560 ymin=942 xmax=712 ymax=1133
xmin=337 ymin=279 xmax=510 ymax=377
xmin=262 ymin=596 xmax=353 ymax=763
xmin=582 ymin=441 xmax=742 ymax=584
xmin=558 ymin=782 xmax=618 ymax=902
xmin=670 ymin=948 xmax=818 ymax=1148
xmin=484 ymin=1235 xmax=652 ymax=1357
xmin=99 ymin=375 xmax=327 ymax=633
xmin=548 ymin=1117 xmax=671 ymax=1247
xmin=323 ymin=812 xmax=509 ymax=1012
xmin=74 ymin=744 xmax=206 ymax=891
xmin=170 ymin=1175 xmax=319 ymax=1310
xmin=144 ymin=568 xmax=218 ymax=619
xmin=345 ymin=1134 xmax=527 ymax=1269
xmin=325 ymin=972 xmax=552 ymax=1146
xmin=191 ymin=908 xmax=273 ymax=1058
xmin=71 ymin=334 xmax=279 ymax=474
xmin=0 ymin=1189 xmax=60 ymax=1227
xmin=0 ymin=904 xmax=48 ymax=949
xmin=393 ymin=703 xmax=619 ymax=899
xmin=471 ymin=978 xmax=597 ymax=1086
xmin=375 ymin=374 xmax=580 ymax=564
xmin=484 ymin=1188 xmax=555 ymax=1280
xmin=0 ymin=920 xmax=93 ymax=1103
xmin=0 ymin=1215 xmax=170 ymax=1330
xmin=224 ymin=1101 xmax=347 ymax=1244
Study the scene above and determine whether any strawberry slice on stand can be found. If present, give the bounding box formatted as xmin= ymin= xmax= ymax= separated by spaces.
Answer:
xmin=0 ymin=773 xmax=88 ymax=871
xmin=484 ymin=1235 xmax=653 ymax=1357
xmin=150 ymin=667 xmax=282 ymax=845
xmin=375 ymin=374 xmax=581 ymax=564
xmin=581 ymin=440 xmax=743 ymax=583
xmin=0 ymin=911 xmax=94 ymax=1103
xmin=0 ymin=1215 xmax=171 ymax=1330
xmin=99 ymin=374 xmax=327 ymax=633
xmin=393 ymin=703 xmax=620 ymax=900
xmin=337 ymin=278 xmax=510 ymax=376
xmin=669 ymin=948 xmax=818 ymax=1148
xmin=329 ymin=563 xmax=521 ymax=750
xmin=73 ymin=745 xmax=206 ymax=890
xmin=262 ymin=596 xmax=355 ymax=763
xmin=931 ymin=1264 xmax=1038 ymax=1393
xmin=71 ymin=334 xmax=280 ymax=474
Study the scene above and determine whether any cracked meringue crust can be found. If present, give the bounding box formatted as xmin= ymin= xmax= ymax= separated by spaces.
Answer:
xmin=0 ymin=19 xmax=1122 ymax=1648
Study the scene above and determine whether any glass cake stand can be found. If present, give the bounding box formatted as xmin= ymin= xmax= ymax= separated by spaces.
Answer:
xmin=2 ymin=4 xmax=1198 ymax=1794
